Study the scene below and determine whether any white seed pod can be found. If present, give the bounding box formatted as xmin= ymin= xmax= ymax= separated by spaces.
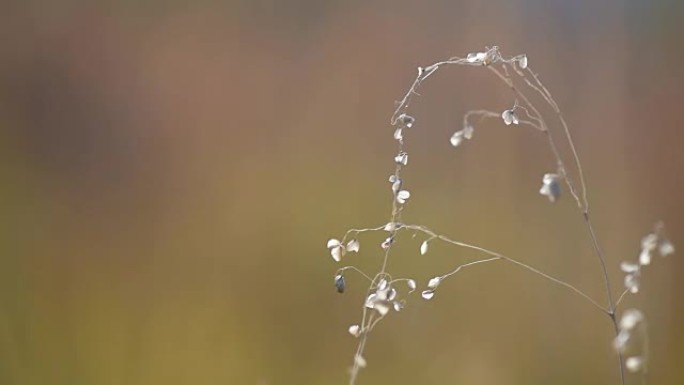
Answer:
xmin=346 ymin=239 xmax=360 ymax=253
xmin=620 ymin=309 xmax=644 ymax=331
xmin=420 ymin=241 xmax=429 ymax=255
xmin=539 ymin=173 xmax=561 ymax=202
xmin=377 ymin=278 xmax=388 ymax=291
xmin=427 ymin=277 xmax=441 ymax=289
xmin=638 ymin=248 xmax=652 ymax=266
xmin=625 ymin=356 xmax=645 ymax=372
xmin=517 ymin=55 xmax=528 ymax=69
xmin=641 ymin=233 xmax=657 ymax=251
xmin=613 ymin=330 xmax=630 ymax=353
xmin=466 ymin=52 xmax=486 ymax=63
xmin=381 ymin=236 xmax=395 ymax=249
xmin=396 ymin=190 xmax=411 ymax=204
xmin=466 ymin=49 xmax=497 ymax=65
xmin=624 ymin=273 xmax=640 ymax=294
xmin=407 ymin=279 xmax=416 ymax=292
xmin=450 ymin=131 xmax=465 ymax=147
xmin=327 ymin=238 xmax=345 ymax=262
xmin=388 ymin=288 xmax=397 ymax=302
xmin=393 ymin=301 xmax=403 ymax=312
xmin=421 ymin=290 xmax=435 ymax=300
xmin=450 ymin=123 xmax=475 ymax=148
xmin=374 ymin=302 xmax=390 ymax=316
xmin=348 ymin=324 xmax=361 ymax=338
xmin=620 ymin=261 xmax=639 ymax=273
xmin=366 ymin=290 xmax=390 ymax=316
xmin=620 ymin=262 xmax=639 ymax=273
xmin=354 ymin=354 xmax=367 ymax=368
xmin=394 ymin=152 xmax=408 ymax=166
xmin=365 ymin=293 xmax=377 ymax=309
xmin=393 ymin=128 xmax=403 ymax=141
xmin=391 ymin=179 xmax=402 ymax=195
xmin=501 ymin=109 xmax=519 ymax=125
xmin=327 ymin=239 xmax=341 ymax=248
xmin=397 ymin=113 xmax=415 ymax=128
xmin=659 ymin=239 xmax=675 ymax=256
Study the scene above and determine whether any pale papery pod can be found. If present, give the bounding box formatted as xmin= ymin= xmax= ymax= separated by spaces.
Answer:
xmin=381 ymin=236 xmax=394 ymax=250
xmin=365 ymin=293 xmax=378 ymax=309
xmin=639 ymin=248 xmax=652 ymax=266
xmin=327 ymin=239 xmax=341 ymax=248
xmin=393 ymin=301 xmax=403 ymax=312
xmin=348 ymin=324 xmax=361 ymax=338
xmin=346 ymin=239 xmax=360 ymax=253
xmin=659 ymin=239 xmax=675 ymax=256
xmin=377 ymin=279 xmax=388 ymax=291
xmin=420 ymin=241 xmax=429 ymax=255
xmin=620 ymin=261 xmax=639 ymax=273
xmin=539 ymin=173 xmax=561 ymax=202
xmin=641 ymin=233 xmax=657 ymax=251
xmin=394 ymin=152 xmax=408 ymax=166
xmin=450 ymin=130 xmax=466 ymax=147
xmin=330 ymin=247 xmax=343 ymax=262
xmin=391 ymin=179 xmax=402 ymax=195
xmin=613 ymin=330 xmax=630 ymax=353
xmin=620 ymin=309 xmax=644 ymax=331
xmin=625 ymin=356 xmax=645 ymax=373
xmin=625 ymin=273 xmax=639 ymax=294
xmin=398 ymin=113 xmax=415 ymax=128
xmin=396 ymin=190 xmax=411 ymax=204
xmin=394 ymin=128 xmax=403 ymax=141
xmin=388 ymin=288 xmax=397 ymax=302
xmin=327 ymin=238 xmax=344 ymax=262
xmin=427 ymin=277 xmax=441 ymax=289
xmin=466 ymin=52 xmax=487 ymax=63
xmin=374 ymin=302 xmax=390 ymax=316
xmin=501 ymin=109 xmax=519 ymax=125
xmin=354 ymin=354 xmax=367 ymax=368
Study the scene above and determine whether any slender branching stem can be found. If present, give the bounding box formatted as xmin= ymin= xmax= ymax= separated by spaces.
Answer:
xmin=339 ymin=48 xmax=640 ymax=385
xmin=490 ymin=61 xmax=625 ymax=385
xmin=404 ymin=224 xmax=609 ymax=314
xmin=615 ymin=288 xmax=631 ymax=308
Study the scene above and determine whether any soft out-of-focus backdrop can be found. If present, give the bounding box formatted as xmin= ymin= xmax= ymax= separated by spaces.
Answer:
xmin=1 ymin=1 xmax=683 ymax=384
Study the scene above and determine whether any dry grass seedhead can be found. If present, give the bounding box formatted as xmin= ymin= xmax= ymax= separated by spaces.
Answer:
xmin=325 ymin=46 xmax=675 ymax=385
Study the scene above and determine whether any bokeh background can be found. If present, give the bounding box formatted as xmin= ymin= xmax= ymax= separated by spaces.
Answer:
xmin=1 ymin=1 xmax=683 ymax=384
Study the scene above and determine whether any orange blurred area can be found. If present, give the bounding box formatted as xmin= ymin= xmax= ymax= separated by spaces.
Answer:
xmin=0 ymin=1 xmax=683 ymax=384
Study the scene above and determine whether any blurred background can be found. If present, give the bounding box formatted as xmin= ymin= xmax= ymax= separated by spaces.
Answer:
xmin=1 ymin=0 xmax=683 ymax=384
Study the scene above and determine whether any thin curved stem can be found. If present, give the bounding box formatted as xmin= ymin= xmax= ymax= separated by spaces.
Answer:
xmin=441 ymin=256 xmax=502 ymax=279
xmin=524 ymin=68 xmax=589 ymax=210
xmin=336 ymin=266 xmax=374 ymax=283
xmin=489 ymin=63 xmax=624 ymax=384
xmin=405 ymin=224 xmax=609 ymax=314
xmin=614 ymin=288 xmax=631 ymax=308
xmin=344 ymin=49 xmax=628 ymax=385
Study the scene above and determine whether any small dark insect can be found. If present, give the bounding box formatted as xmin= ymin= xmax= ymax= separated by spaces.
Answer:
xmin=335 ymin=274 xmax=345 ymax=293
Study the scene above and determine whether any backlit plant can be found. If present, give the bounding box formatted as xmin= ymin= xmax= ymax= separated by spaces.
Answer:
xmin=326 ymin=46 xmax=674 ymax=385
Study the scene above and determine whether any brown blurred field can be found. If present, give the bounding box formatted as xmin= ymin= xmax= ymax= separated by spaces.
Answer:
xmin=1 ymin=1 xmax=683 ymax=384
